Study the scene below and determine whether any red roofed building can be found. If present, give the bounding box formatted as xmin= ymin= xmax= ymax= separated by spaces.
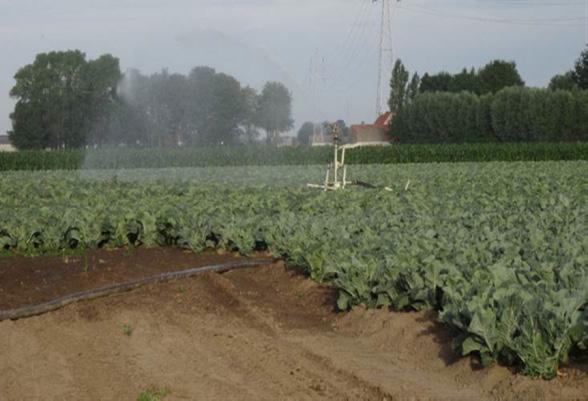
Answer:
xmin=350 ymin=112 xmax=393 ymax=146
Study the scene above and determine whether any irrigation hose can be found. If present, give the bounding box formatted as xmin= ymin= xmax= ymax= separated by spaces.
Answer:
xmin=0 ymin=258 xmax=275 ymax=322
xmin=353 ymin=180 xmax=394 ymax=192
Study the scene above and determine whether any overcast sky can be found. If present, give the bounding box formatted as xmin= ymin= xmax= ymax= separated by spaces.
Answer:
xmin=0 ymin=0 xmax=586 ymax=135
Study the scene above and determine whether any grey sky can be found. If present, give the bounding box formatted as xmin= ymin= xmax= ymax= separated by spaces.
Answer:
xmin=0 ymin=0 xmax=586 ymax=135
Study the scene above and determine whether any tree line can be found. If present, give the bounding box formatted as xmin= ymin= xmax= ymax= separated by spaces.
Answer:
xmin=391 ymin=88 xmax=587 ymax=143
xmin=549 ymin=46 xmax=588 ymax=91
xmin=388 ymin=59 xmax=526 ymax=115
xmin=8 ymin=51 xmax=294 ymax=149
xmin=387 ymin=46 xmax=588 ymax=143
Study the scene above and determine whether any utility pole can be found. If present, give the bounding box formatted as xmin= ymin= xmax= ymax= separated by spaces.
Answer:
xmin=374 ymin=0 xmax=395 ymax=118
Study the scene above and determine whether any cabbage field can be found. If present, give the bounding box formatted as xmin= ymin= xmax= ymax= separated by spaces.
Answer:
xmin=1 ymin=161 xmax=586 ymax=378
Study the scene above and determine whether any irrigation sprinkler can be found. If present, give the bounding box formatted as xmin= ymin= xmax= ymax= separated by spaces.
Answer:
xmin=307 ymin=123 xmax=393 ymax=192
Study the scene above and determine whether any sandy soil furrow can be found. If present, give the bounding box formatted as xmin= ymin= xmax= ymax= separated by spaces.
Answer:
xmin=0 ymin=263 xmax=586 ymax=401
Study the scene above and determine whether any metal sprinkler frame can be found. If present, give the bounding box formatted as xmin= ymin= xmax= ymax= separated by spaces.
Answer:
xmin=307 ymin=123 xmax=393 ymax=192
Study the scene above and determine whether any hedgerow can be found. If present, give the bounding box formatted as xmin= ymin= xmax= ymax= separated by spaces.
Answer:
xmin=391 ymin=88 xmax=588 ymax=143
xmin=0 ymin=142 xmax=585 ymax=171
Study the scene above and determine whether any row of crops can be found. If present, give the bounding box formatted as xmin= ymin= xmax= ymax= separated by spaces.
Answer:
xmin=0 ymin=142 xmax=586 ymax=171
xmin=0 ymin=161 xmax=586 ymax=378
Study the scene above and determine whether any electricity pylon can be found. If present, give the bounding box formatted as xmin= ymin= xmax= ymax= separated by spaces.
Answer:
xmin=374 ymin=0 xmax=396 ymax=117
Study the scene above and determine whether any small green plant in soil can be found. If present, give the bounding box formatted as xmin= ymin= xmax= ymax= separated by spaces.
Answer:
xmin=137 ymin=387 xmax=170 ymax=401
xmin=121 ymin=323 xmax=133 ymax=336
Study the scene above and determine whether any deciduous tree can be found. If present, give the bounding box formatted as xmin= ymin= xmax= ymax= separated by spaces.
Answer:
xmin=419 ymin=60 xmax=524 ymax=95
xmin=9 ymin=51 xmax=121 ymax=149
xmin=297 ymin=122 xmax=315 ymax=146
xmin=548 ymin=72 xmax=576 ymax=91
xmin=388 ymin=59 xmax=409 ymax=114
xmin=477 ymin=60 xmax=524 ymax=94
xmin=572 ymin=45 xmax=588 ymax=89
xmin=419 ymin=72 xmax=453 ymax=93
xmin=406 ymin=72 xmax=421 ymax=105
xmin=255 ymin=82 xmax=294 ymax=144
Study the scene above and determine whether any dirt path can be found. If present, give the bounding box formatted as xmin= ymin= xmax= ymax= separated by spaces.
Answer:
xmin=0 ymin=260 xmax=586 ymax=401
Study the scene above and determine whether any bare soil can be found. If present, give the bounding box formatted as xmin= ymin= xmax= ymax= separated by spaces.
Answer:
xmin=0 ymin=248 xmax=261 ymax=310
xmin=0 ymin=249 xmax=586 ymax=401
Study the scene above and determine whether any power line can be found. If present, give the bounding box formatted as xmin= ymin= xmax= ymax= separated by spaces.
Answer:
xmin=478 ymin=0 xmax=584 ymax=5
xmin=307 ymin=0 xmax=372 ymax=94
xmin=333 ymin=1 xmax=375 ymax=74
xmin=397 ymin=4 xmax=586 ymax=26
xmin=405 ymin=3 xmax=586 ymax=22
xmin=308 ymin=0 xmax=372 ymax=91
xmin=322 ymin=1 xmax=378 ymax=89
xmin=324 ymin=0 xmax=373 ymax=70
xmin=376 ymin=0 xmax=394 ymax=117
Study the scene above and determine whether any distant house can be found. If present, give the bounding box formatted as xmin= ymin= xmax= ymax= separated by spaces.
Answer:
xmin=350 ymin=112 xmax=393 ymax=146
xmin=0 ymin=135 xmax=14 ymax=152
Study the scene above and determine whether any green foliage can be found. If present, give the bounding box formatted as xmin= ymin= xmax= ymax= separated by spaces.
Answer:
xmin=188 ymin=67 xmax=250 ymax=145
xmin=241 ymin=86 xmax=261 ymax=144
xmin=129 ymin=69 xmax=190 ymax=147
xmin=406 ymin=72 xmax=421 ymax=104
xmin=420 ymin=72 xmax=453 ymax=93
xmin=491 ymin=87 xmax=579 ymax=142
xmin=121 ymin=323 xmax=133 ymax=336
xmin=478 ymin=60 xmax=525 ymax=94
xmin=420 ymin=60 xmax=524 ymax=95
xmin=9 ymin=51 xmax=121 ymax=150
xmin=572 ymin=45 xmax=588 ymax=89
xmin=297 ymin=122 xmax=315 ymax=146
xmin=255 ymin=82 xmax=294 ymax=144
xmin=118 ymin=67 xmax=251 ymax=147
xmin=8 ymin=51 xmax=294 ymax=149
xmin=392 ymin=87 xmax=588 ymax=143
xmin=549 ymin=72 xmax=577 ymax=91
xmin=0 ymin=143 xmax=586 ymax=172
xmin=137 ymin=387 xmax=170 ymax=401
xmin=388 ymin=60 xmax=410 ymax=114
xmin=449 ymin=68 xmax=479 ymax=93
xmin=0 ymin=162 xmax=586 ymax=378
